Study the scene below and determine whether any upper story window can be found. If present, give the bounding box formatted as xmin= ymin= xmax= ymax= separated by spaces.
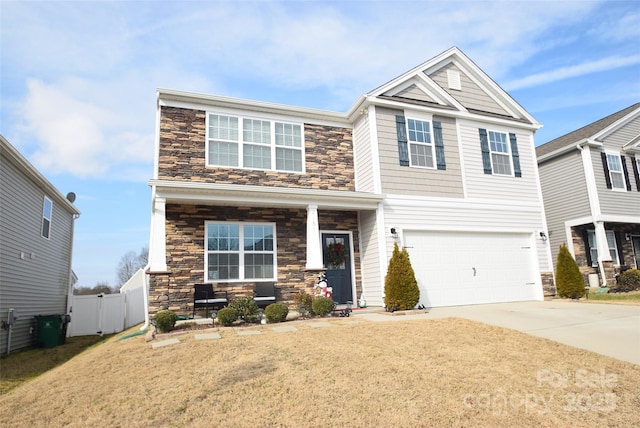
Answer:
xmin=41 ymin=196 xmax=52 ymax=239
xmin=478 ymin=128 xmax=522 ymax=177
xmin=207 ymin=113 xmax=303 ymax=172
xmin=488 ymin=131 xmax=512 ymax=176
xmin=407 ymin=118 xmax=435 ymax=168
xmin=606 ymin=153 xmax=626 ymax=190
xmin=205 ymin=222 xmax=276 ymax=282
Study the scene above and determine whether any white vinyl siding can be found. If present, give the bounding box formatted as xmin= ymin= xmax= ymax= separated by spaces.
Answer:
xmin=207 ymin=113 xmax=303 ymax=172
xmin=352 ymin=113 xmax=376 ymax=192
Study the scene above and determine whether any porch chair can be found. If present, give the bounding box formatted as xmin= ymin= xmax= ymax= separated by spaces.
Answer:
xmin=254 ymin=282 xmax=276 ymax=308
xmin=193 ymin=284 xmax=228 ymax=318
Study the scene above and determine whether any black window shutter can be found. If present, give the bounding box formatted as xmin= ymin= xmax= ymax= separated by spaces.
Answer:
xmin=433 ymin=121 xmax=446 ymax=170
xmin=583 ymin=229 xmax=593 ymax=267
xmin=395 ymin=115 xmax=409 ymax=167
xmin=615 ymin=232 xmax=625 ymax=266
xmin=621 ymin=155 xmax=632 ymax=191
xmin=631 ymin=156 xmax=640 ymax=191
xmin=601 ymin=152 xmax=612 ymax=189
xmin=479 ymin=128 xmax=492 ymax=174
xmin=509 ymin=133 xmax=522 ymax=177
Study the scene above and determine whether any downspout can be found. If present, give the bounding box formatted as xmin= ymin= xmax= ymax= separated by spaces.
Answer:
xmin=66 ymin=211 xmax=80 ymax=336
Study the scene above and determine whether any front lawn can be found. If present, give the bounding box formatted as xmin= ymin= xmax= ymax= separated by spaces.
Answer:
xmin=1 ymin=318 xmax=638 ymax=427
xmin=586 ymin=289 xmax=640 ymax=304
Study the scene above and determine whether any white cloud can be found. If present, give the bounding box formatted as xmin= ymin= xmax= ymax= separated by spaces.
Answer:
xmin=503 ymin=54 xmax=640 ymax=90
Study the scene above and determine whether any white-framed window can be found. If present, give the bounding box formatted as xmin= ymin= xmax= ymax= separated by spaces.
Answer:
xmin=205 ymin=222 xmax=276 ymax=282
xmin=207 ymin=112 xmax=303 ymax=172
xmin=406 ymin=118 xmax=435 ymax=168
xmin=488 ymin=130 xmax=512 ymax=175
xmin=41 ymin=196 xmax=52 ymax=239
xmin=587 ymin=230 xmax=620 ymax=266
xmin=606 ymin=153 xmax=626 ymax=190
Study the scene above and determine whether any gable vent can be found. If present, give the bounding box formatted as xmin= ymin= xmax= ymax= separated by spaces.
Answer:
xmin=447 ymin=70 xmax=461 ymax=90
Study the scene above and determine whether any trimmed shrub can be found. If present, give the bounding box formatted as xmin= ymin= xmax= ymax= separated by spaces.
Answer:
xmin=384 ymin=242 xmax=420 ymax=310
xmin=555 ymin=242 xmax=585 ymax=298
xmin=264 ymin=303 xmax=289 ymax=323
xmin=294 ymin=291 xmax=314 ymax=317
xmin=312 ymin=297 xmax=335 ymax=316
xmin=216 ymin=307 xmax=238 ymax=326
xmin=155 ymin=310 xmax=177 ymax=333
xmin=615 ymin=269 xmax=640 ymax=292
xmin=229 ymin=296 xmax=259 ymax=323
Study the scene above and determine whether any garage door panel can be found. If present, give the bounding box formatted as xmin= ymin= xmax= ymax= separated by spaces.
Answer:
xmin=404 ymin=231 xmax=538 ymax=307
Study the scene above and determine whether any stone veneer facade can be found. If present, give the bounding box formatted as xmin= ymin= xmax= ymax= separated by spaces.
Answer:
xmin=147 ymin=205 xmax=362 ymax=316
xmin=157 ymin=106 xmax=355 ymax=189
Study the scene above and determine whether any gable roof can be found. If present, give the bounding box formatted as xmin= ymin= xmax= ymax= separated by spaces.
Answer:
xmin=348 ymin=46 xmax=539 ymax=128
xmin=536 ymin=103 xmax=640 ymax=159
xmin=0 ymin=135 xmax=80 ymax=216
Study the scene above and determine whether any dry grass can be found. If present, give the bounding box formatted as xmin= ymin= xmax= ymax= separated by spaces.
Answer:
xmin=584 ymin=289 xmax=640 ymax=305
xmin=1 ymin=317 xmax=639 ymax=427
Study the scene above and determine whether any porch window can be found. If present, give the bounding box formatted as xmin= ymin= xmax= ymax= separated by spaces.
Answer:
xmin=205 ymin=222 xmax=276 ymax=282
xmin=207 ymin=112 xmax=303 ymax=172
xmin=587 ymin=230 xmax=620 ymax=266
xmin=41 ymin=196 xmax=52 ymax=239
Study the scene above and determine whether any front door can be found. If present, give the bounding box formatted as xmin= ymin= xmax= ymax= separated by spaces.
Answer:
xmin=321 ymin=233 xmax=353 ymax=304
xmin=632 ymin=236 xmax=640 ymax=269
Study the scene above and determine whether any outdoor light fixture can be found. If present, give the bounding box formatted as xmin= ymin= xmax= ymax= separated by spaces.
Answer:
xmin=539 ymin=231 xmax=548 ymax=241
xmin=390 ymin=227 xmax=397 ymax=236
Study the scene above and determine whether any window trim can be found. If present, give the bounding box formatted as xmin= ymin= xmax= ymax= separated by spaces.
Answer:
xmin=605 ymin=152 xmax=627 ymax=191
xmin=41 ymin=196 xmax=52 ymax=239
xmin=487 ymin=129 xmax=513 ymax=177
xmin=206 ymin=110 xmax=305 ymax=173
xmin=204 ymin=221 xmax=277 ymax=283
xmin=405 ymin=116 xmax=436 ymax=169
xmin=587 ymin=229 xmax=621 ymax=267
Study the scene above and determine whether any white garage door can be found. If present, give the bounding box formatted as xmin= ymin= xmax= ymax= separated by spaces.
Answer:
xmin=404 ymin=231 xmax=539 ymax=307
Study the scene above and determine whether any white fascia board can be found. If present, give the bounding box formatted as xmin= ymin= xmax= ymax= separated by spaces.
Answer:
xmin=157 ymin=89 xmax=350 ymax=128
xmin=599 ymin=214 xmax=640 ymax=224
xmin=593 ymin=107 xmax=640 ymax=141
xmin=622 ymin=135 xmax=640 ymax=153
xmin=150 ymin=180 xmax=384 ymax=210
xmin=537 ymin=139 xmax=603 ymax=164
xmin=376 ymin=98 xmax=539 ymax=131
xmin=0 ymin=136 xmax=81 ymax=216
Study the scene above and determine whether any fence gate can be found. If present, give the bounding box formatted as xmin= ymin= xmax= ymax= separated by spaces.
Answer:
xmin=68 ymin=289 xmax=144 ymax=337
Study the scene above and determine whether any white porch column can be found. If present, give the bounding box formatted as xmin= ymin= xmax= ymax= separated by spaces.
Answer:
xmin=593 ymin=221 xmax=611 ymax=285
xmin=149 ymin=196 xmax=168 ymax=272
xmin=305 ymin=204 xmax=324 ymax=270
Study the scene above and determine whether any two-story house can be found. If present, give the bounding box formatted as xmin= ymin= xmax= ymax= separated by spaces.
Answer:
xmin=146 ymin=47 xmax=553 ymax=316
xmin=0 ymin=135 xmax=80 ymax=354
xmin=537 ymin=103 xmax=640 ymax=287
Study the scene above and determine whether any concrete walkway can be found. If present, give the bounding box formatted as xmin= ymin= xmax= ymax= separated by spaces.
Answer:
xmin=354 ymin=301 xmax=640 ymax=365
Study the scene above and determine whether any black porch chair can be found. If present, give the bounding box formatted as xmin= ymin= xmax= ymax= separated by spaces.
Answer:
xmin=193 ymin=284 xmax=228 ymax=318
xmin=254 ymin=282 xmax=276 ymax=308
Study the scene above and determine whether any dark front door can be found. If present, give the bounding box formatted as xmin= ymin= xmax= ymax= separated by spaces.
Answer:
xmin=322 ymin=233 xmax=353 ymax=304
xmin=632 ymin=236 xmax=640 ymax=269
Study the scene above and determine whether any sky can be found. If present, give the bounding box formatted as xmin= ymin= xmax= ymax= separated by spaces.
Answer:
xmin=1 ymin=0 xmax=639 ymax=288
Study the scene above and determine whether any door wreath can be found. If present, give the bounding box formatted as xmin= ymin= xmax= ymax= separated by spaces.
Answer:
xmin=326 ymin=242 xmax=347 ymax=267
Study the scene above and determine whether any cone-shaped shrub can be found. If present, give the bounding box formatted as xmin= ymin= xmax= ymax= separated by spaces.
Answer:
xmin=384 ymin=242 xmax=420 ymax=310
xmin=555 ymin=242 xmax=585 ymax=298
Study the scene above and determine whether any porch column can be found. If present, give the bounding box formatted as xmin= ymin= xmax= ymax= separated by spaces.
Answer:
xmin=593 ymin=221 xmax=611 ymax=286
xmin=149 ymin=196 xmax=168 ymax=272
xmin=305 ymin=204 xmax=324 ymax=270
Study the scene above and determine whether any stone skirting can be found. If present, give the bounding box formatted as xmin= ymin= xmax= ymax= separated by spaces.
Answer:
xmin=540 ymin=271 xmax=555 ymax=296
xmin=147 ymin=204 xmax=361 ymax=316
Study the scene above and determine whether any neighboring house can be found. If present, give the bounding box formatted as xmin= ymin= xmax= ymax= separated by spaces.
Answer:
xmin=0 ymin=135 xmax=80 ymax=354
xmin=537 ymin=103 xmax=640 ymax=287
xmin=147 ymin=47 xmax=553 ymax=316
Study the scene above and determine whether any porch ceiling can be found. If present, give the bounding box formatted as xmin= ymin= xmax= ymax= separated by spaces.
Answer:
xmin=149 ymin=179 xmax=384 ymax=210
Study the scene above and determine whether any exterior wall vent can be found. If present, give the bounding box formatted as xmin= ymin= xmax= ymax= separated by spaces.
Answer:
xmin=447 ymin=70 xmax=461 ymax=90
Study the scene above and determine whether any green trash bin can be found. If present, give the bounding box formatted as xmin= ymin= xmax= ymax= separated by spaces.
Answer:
xmin=35 ymin=315 xmax=64 ymax=348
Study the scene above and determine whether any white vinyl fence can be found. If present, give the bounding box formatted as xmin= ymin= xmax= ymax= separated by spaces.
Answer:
xmin=68 ymin=285 xmax=145 ymax=337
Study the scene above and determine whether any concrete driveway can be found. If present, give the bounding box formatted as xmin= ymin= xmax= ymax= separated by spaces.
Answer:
xmin=355 ymin=301 xmax=640 ymax=365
